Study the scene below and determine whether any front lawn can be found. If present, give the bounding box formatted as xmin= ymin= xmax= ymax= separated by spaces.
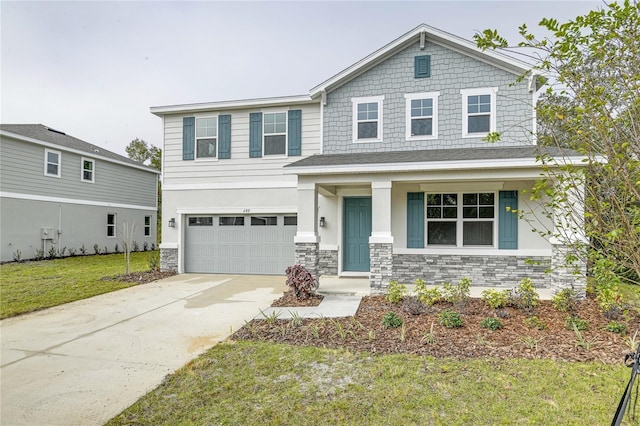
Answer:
xmin=107 ymin=340 xmax=633 ymax=425
xmin=0 ymin=252 xmax=159 ymax=319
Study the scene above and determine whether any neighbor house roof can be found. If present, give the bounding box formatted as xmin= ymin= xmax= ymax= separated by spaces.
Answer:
xmin=0 ymin=124 xmax=159 ymax=173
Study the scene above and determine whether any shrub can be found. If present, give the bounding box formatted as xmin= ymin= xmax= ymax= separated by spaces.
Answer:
xmin=34 ymin=249 xmax=44 ymax=260
xmin=386 ymin=280 xmax=407 ymax=304
xmin=12 ymin=250 xmax=21 ymax=263
xmin=565 ymin=316 xmax=589 ymax=331
xmin=143 ymin=241 xmax=149 ymax=251
xmin=552 ymin=288 xmax=579 ymax=313
xmin=382 ymin=311 xmax=403 ymax=329
xmin=481 ymin=317 xmax=503 ymax=331
xmin=414 ymin=279 xmax=442 ymax=306
xmin=93 ymin=244 xmax=100 ymax=255
xmin=151 ymin=243 xmax=156 ymax=251
xmin=523 ymin=316 xmax=547 ymax=330
xmin=481 ymin=289 xmax=510 ymax=309
xmin=58 ymin=247 xmax=67 ymax=258
xmin=148 ymin=251 xmax=160 ymax=271
xmin=132 ymin=241 xmax=140 ymax=252
xmin=285 ymin=264 xmax=318 ymax=300
xmin=441 ymin=277 xmax=471 ymax=306
xmin=595 ymin=282 xmax=624 ymax=318
xmin=509 ymin=278 xmax=539 ymax=312
xmin=79 ymin=244 xmax=87 ymax=255
xmin=114 ymin=243 xmax=120 ymax=253
xmin=403 ymin=296 xmax=427 ymax=315
xmin=103 ymin=246 xmax=109 ymax=255
xmin=605 ymin=321 xmax=627 ymax=334
xmin=68 ymin=247 xmax=76 ymax=257
xmin=438 ymin=309 xmax=463 ymax=328
xmin=47 ymin=246 xmax=57 ymax=259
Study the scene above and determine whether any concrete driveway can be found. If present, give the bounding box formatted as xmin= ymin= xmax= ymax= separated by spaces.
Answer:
xmin=0 ymin=274 xmax=286 ymax=426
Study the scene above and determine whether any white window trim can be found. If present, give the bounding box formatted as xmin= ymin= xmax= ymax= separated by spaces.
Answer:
xmin=262 ymin=111 xmax=288 ymax=158
xmin=44 ymin=148 xmax=61 ymax=178
xmin=460 ymin=87 xmax=498 ymax=138
xmin=81 ymin=157 xmax=95 ymax=183
xmin=195 ymin=115 xmax=218 ymax=161
xmin=425 ymin=191 xmax=497 ymax=248
xmin=404 ymin=92 xmax=439 ymax=141
xmin=351 ymin=95 xmax=384 ymax=143
xmin=107 ymin=213 xmax=117 ymax=238
xmin=144 ymin=215 xmax=151 ymax=236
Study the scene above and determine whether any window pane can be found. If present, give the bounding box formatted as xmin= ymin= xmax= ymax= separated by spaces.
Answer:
xmin=463 ymin=193 xmax=477 ymax=205
xmin=479 ymin=193 xmax=494 ymax=205
xmin=188 ymin=217 xmax=213 ymax=226
xmin=443 ymin=207 xmax=457 ymax=218
xmin=83 ymin=171 xmax=92 ymax=180
xmin=264 ymin=122 xmax=276 ymax=133
xmin=426 ymin=207 xmax=441 ymax=219
xmin=47 ymin=164 xmax=58 ymax=175
xmin=145 ymin=216 xmax=151 ymax=226
xmin=467 ymin=96 xmax=479 ymax=113
xmin=48 ymin=152 xmax=58 ymax=164
xmin=251 ymin=216 xmax=277 ymax=226
xmin=468 ymin=115 xmax=490 ymax=133
xmin=197 ymin=138 xmax=216 ymax=158
xmin=463 ymin=207 xmax=478 ymax=218
xmin=443 ymin=194 xmax=457 ymax=205
xmin=284 ymin=216 xmax=297 ymax=226
xmin=463 ymin=222 xmax=493 ymax=246
xmin=479 ymin=207 xmax=494 ymax=218
xmin=427 ymin=222 xmax=456 ymax=245
xmin=427 ymin=194 xmax=441 ymax=205
xmin=84 ymin=160 xmax=93 ymax=171
xmin=411 ymin=118 xmax=432 ymax=136
xmin=264 ymin=135 xmax=286 ymax=155
xmin=219 ymin=216 xmax=245 ymax=226
xmin=357 ymin=122 xmax=378 ymax=139
xmin=358 ymin=102 xmax=378 ymax=120
xmin=196 ymin=117 xmax=217 ymax=138
xmin=107 ymin=214 xmax=115 ymax=225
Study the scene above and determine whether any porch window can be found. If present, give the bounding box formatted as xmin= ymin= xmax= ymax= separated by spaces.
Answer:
xmin=426 ymin=193 xmax=457 ymax=245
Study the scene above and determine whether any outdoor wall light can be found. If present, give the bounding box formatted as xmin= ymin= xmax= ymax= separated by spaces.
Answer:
xmin=168 ymin=218 xmax=176 ymax=228
xmin=319 ymin=217 xmax=326 ymax=227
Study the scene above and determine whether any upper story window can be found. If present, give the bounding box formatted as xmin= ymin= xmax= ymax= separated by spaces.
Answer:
xmin=81 ymin=157 xmax=95 ymax=183
xmin=44 ymin=149 xmax=61 ymax=178
xmin=461 ymin=87 xmax=498 ymax=138
xmin=196 ymin=117 xmax=217 ymax=159
xmin=405 ymin=92 xmax=439 ymax=140
xmin=352 ymin=95 xmax=384 ymax=143
xmin=264 ymin=112 xmax=287 ymax=156
xmin=107 ymin=213 xmax=116 ymax=237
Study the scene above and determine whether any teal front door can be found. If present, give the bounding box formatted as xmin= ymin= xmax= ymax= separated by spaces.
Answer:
xmin=343 ymin=197 xmax=372 ymax=272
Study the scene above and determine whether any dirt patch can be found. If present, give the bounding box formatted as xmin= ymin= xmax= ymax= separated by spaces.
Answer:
xmin=233 ymin=295 xmax=638 ymax=364
xmin=271 ymin=291 xmax=324 ymax=307
xmin=102 ymin=270 xmax=177 ymax=284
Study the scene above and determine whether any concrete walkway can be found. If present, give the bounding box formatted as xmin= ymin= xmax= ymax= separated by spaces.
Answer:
xmin=0 ymin=274 xmax=286 ymax=426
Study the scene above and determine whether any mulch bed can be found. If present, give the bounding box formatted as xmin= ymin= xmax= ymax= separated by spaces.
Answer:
xmin=271 ymin=291 xmax=324 ymax=307
xmin=232 ymin=294 xmax=639 ymax=364
xmin=102 ymin=270 xmax=177 ymax=284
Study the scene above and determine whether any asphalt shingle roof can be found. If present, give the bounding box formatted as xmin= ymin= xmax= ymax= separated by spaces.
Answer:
xmin=0 ymin=124 xmax=158 ymax=172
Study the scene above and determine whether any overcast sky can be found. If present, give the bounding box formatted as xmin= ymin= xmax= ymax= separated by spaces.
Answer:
xmin=1 ymin=0 xmax=601 ymax=157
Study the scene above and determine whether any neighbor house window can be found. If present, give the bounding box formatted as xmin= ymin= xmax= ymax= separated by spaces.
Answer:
xmin=426 ymin=192 xmax=496 ymax=247
xmin=196 ymin=117 xmax=217 ymax=159
xmin=263 ymin=112 xmax=287 ymax=156
xmin=251 ymin=216 xmax=277 ymax=226
xmin=107 ymin=213 xmax=116 ymax=237
xmin=352 ymin=95 xmax=384 ymax=142
xmin=44 ymin=149 xmax=61 ymax=177
xmin=81 ymin=157 xmax=95 ymax=182
xmin=219 ymin=216 xmax=245 ymax=226
xmin=283 ymin=216 xmax=297 ymax=226
xmin=144 ymin=215 xmax=151 ymax=236
xmin=405 ymin=92 xmax=439 ymax=140
xmin=461 ymin=87 xmax=498 ymax=137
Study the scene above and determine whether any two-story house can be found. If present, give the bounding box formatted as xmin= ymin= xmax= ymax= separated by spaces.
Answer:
xmin=152 ymin=24 xmax=586 ymax=295
xmin=0 ymin=124 xmax=159 ymax=262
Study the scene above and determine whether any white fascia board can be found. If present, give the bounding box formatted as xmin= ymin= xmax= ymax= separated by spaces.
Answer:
xmin=0 ymin=131 xmax=159 ymax=175
xmin=163 ymin=181 xmax=297 ymax=191
xmin=310 ymin=24 xmax=531 ymax=96
xmin=0 ymin=191 xmax=157 ymax=211
xmin=284 ymin=156 xmax=589 ymax=176
xmin=150 ymin=95 xmax=317 ymax=116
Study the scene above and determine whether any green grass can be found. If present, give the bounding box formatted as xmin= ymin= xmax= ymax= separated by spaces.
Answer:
xmin=107 ymin=341 xmax=634 ymax=425
xmin=0 ymin=252 xmax=155 ymax=319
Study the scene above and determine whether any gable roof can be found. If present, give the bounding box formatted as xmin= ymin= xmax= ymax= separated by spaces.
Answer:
xmin=0 ymin=124 xmax=159 ymax=173
xmin=310 ymin=23 xmax=534 ymax=97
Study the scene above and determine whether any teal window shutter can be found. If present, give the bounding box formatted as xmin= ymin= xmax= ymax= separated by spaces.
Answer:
xmin=415 ymin=55 xmax=431 ymax=78
xmin=288 ymin=109 xmax=302 ymax=156
xmin=218 ymin=114 xmax=231 ymax=159
xmin=407 ymin=192 xmax=425 ymax=248
xmin=182 ymin=117 xmax=195 ymax=160
xmin=499 ymin=191 xmax=518 ymax=249
xmin=249 ymin=112 xmax=262 ymax=158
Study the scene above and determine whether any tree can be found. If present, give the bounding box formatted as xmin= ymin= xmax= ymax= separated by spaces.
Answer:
xmin=117 ymin=221 xmax=136 ymax=275
xmin=125 ymin=138 xmax=161 ymax=170
xmin=475 ymin=1 xmax=640 ymax=287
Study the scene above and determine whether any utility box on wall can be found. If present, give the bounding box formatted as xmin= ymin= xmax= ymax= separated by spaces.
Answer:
xmin=41 ymin=227 xmax=54 ymax=240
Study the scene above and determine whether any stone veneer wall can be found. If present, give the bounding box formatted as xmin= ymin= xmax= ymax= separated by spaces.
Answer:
xmin=160 ymin=247 xmax=178 ymax=272
xmin=392 ymin=254 xmax=552 ymax=288
xmin=318 ymin=249 xmax=338 ymax=276
xmin=550 ymin=244 xmax=587 ymax=298
xmin=370 ymin=243 xmax=394 ymax=294
xmin=295 ymin=243 xmax=320 ymax=279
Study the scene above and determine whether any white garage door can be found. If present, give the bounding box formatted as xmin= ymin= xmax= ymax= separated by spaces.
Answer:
xmin=184 ymin=214 xmax=297 ymax=274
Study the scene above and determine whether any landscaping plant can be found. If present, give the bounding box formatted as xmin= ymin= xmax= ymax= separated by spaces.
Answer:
xmin=552 ymin=288 xmax=579 ymax=313
xmin=481 ymin=288 xmax=510 ymax=309
xmin=438 ymin=309 xmax=463 ymax=328
xmin=386 ymin=280 xmax=407 ymax=303
xmin=284 ymin=264 xmax=318 ymax=300
xmin=382 ymin=312 xmax=403 ymax=329
xmin=414 ymin=278 xmax=442 ymax=306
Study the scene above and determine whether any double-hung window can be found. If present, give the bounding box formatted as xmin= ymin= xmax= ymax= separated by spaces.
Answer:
xmin=461 ymin=87 xmax=498 ymax=137
xmin=405 ymin=92 xmax=439 ymax=140
xmin=44 ymin=149 xmax=61 ymax=177
xmin=107 ymin=213 xmax=116 ymax=237
xmin=263 ymin=112 xmax=287 ymax=156
xmin=352 ymin=96 xmax=383 ymax=142
xmin=81 ymin=157 xmax=95 ymax=182
xmin=144 ymin=215 xmax=151 ymax=236
xmin=462 ymin=193 xmax=495 ymax=246
xmin=196 ymin=117 xmax=217 ymax=159
xmin=426 ymin=194 xmax=458 ymax=245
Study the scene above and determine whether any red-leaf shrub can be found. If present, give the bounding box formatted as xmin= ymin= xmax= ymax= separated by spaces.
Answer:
xmin=285 ymin=264 xmax=319 ymax=300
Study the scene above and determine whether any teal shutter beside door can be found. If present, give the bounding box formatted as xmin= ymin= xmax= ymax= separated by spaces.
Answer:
xmin=407 ymin=192 xmax=424 ymax=248
xmin=249 ymin=113 xmax=263 ymax=158
xmin=182 ymin=117 xmax=195 ymax=160
xmin=288 ymin=109 xmax=302 ymax=156
xmin=218 ymin=114 xmax=231 ymax=159
xmin=499 ymin=191 xmax=518 ymax=249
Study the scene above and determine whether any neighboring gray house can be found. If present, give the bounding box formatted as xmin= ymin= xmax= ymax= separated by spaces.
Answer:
xmin=152 ymin=24 xmax=586 ymax=294
xmin=0 ymin=124 xmax=159 ymax=262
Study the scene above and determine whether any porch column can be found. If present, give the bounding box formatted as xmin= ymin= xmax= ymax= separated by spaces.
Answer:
xmin=294 ymin=182 xmax=320 ymax=279
xmin=369 ymin=180 xmax=394 ymax=293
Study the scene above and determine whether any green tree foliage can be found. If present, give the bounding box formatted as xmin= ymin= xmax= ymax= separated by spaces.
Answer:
xmin=126 ymin=138 xmax=161 ymax=170
xmin=475 ymin=1 xmax=640 ymax=286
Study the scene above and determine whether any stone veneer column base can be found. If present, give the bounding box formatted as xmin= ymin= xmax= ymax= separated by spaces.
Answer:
xmin=551 ymin=243 xmax=587 ymax=299
xmin=318 ymin=249 xmax=338 ymax=276
xmin=160 ymin=247 xmax=178 ymax=272
xmin=295 ymin=243 xmax=320 ymax=279
xmin=370 ymin=243 xmax=393 ymax=294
